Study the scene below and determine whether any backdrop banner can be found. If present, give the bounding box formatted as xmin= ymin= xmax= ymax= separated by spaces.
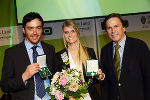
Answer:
xmin=0 ymin=13 xmax=150 ymax=47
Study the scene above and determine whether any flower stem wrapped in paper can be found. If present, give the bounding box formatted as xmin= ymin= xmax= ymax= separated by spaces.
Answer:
xmin=46 ymin=68 xmax=88 ymax=100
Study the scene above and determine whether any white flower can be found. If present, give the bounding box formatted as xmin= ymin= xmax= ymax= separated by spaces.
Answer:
xmin=75 ymin=72 xmax=80 ymax=76
xmin=62 ymin=69 xmax=66 ymax=73
xmin=69 ymin=82 xmax=79 ymax=92
xmin=51 ymin=72 xmax=60 ymax=84
xmin=51 ymin=87 xmax=56 ymax=95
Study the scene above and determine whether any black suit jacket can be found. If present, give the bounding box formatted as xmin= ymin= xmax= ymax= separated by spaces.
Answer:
xmin=0 ymin=41 xmax=55 ymax=100
xmin=55 ymin=47 xmax=100 ymax=100
xmin=100 ymin=36 xmax=150 ymax=100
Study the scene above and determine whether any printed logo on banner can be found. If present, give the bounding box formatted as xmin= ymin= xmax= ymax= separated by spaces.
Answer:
xmin=0 ymin=29 xmax=10 ymax=40
xmin=141 ymin=16 xmax=146 ymax=24
xmin=77 ymin=21 xmax=91 ymax=32
xmin=0 ymin=26 xmax=20 ymax=46
xmin=43 ymin=27 xmax=52 ymax=35
xmin=75 ymin=19 xmax=94 ymax=36
xmin=140 ymin=16 xmax=150 ymax=29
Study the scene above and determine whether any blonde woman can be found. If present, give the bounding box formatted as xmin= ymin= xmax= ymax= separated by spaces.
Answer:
xmin=55 ymin=19 xmax=103 ymax=100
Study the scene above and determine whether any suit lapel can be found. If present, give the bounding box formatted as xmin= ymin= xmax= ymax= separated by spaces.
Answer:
xmin=20 ymin=42 xmax=34 ymax=94
xmin=20 ymin=42 xmax=31 ymax=69
xmin=120 ymin=37 xmax=130 ymax=81
xmin=107 ymin=42 xmax=118 ymax=81
xmin=42 ymin=43 xmax=49 ymax=65
xmin=41 ymin=42 xmax=52 ymax=71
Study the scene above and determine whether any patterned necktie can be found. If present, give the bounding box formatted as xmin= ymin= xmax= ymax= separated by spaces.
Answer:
xmin=32 ymin=46 xmax=46 ymax=99
xmin=114 ymin=43 xmax=121 ymax=80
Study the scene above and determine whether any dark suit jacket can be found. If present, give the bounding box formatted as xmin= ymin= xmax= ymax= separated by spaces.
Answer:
xmin=55 ymin=47 xmax=100 ymax=100
xmin=0 ymin=41 xmax=55 ymax=100
xmin=100 ymin=36 xmax=150 ymax=100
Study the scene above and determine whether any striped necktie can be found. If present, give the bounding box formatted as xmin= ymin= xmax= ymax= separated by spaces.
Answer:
xmin=114 ymin=43 xmax=121 ymax=80
xmin=32 ymin=46 xmax=46 ymax=98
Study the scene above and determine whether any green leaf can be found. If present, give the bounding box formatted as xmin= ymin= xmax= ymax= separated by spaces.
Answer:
xmin=62 ymin=65 xmax=67 ymax=70
xmin=45 ymin=87 xmax=50 ymax=92
xmin=51 ymin=95 xmax=55 ymax=100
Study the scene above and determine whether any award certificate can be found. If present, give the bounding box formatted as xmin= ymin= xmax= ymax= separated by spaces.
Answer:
xmin=86 ymin=59 xmax=99 ymax=77
xmin=37 ymin=55 xmax=52 ymax=78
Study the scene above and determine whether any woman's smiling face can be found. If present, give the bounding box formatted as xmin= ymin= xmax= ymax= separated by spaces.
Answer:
xmin=63 ymin=26 xmax=78 ymax=46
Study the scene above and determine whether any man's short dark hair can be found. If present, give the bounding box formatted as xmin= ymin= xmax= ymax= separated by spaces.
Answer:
xmin=103 ymin=13 xmax=127 ymax=30
xmin=22 ymin=12 xmax=44 ymax=28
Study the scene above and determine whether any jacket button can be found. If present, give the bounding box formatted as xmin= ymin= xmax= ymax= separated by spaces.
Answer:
xmin=118 ymin=83 xmax=121 ymax=87
xmin=117 ymin=96 xmax=120 ymax=99
xmin=32 ymin=88 xmax=34 ymax=92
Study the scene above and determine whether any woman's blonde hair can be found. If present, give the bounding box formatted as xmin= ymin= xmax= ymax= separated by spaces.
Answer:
xmin=62 ymin=19 xmax=89 ymax=69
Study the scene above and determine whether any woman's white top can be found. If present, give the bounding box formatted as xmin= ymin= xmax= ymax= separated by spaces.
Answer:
xmin=68 ymin=52 xmax=92 ymax=100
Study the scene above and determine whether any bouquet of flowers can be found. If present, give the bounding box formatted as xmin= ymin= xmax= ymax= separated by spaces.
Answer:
xmin=46 ymin=68 xmax=88 ymax=100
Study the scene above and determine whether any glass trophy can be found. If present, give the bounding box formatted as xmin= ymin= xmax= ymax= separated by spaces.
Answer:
xmin=37 ymin=55 xmax=52 ymax=78
xmin=86 ymin=59 xmax=99 ymax=77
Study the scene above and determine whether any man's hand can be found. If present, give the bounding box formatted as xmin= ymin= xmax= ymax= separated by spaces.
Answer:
xmin=22 ymin=63 xmax=40 ymax=82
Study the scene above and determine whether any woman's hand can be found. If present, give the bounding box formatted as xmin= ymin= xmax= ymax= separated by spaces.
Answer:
xmin=96 ymin=69 xmax=105 ymax=80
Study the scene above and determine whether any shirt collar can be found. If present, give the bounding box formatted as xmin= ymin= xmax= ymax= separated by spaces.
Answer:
xmin=24 ymin=39 xmax=42 ymax=50
xmin=113 ymin=35 xmax=126 ymax=48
